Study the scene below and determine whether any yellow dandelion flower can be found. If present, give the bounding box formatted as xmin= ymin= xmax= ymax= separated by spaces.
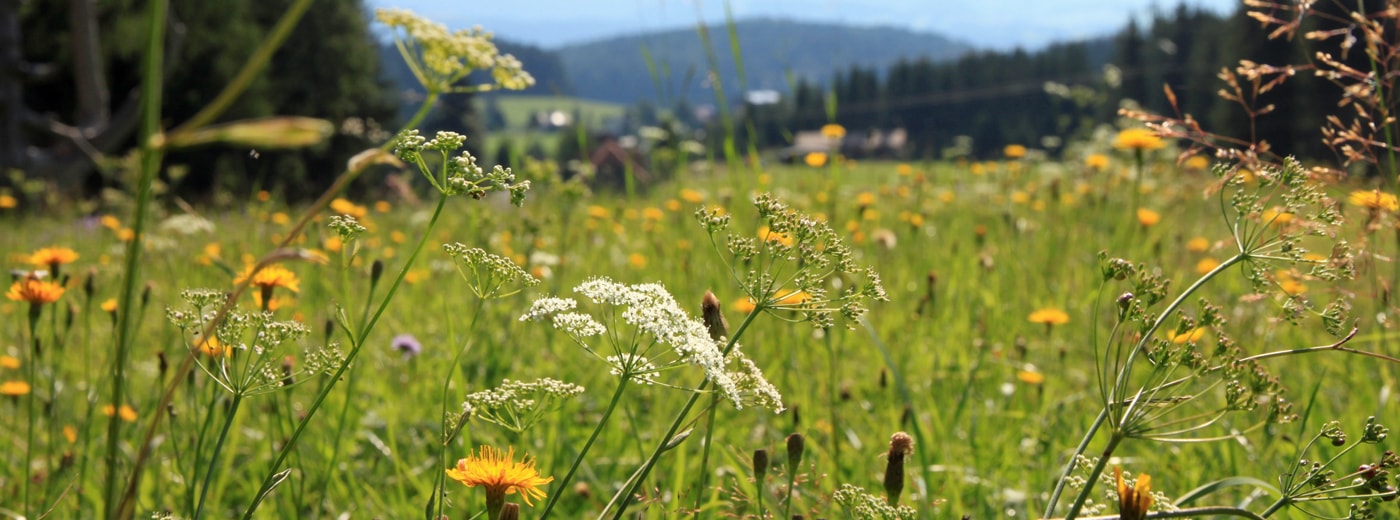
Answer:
xmin=970 ymin=162 xmax=986 ymax=175
xmin=101 ymin=298 xmax=118 ymax=313
xmin=1235 ymin=168 xmax=1256 ymax=183
xmin=774 ymin=289 xmax=812 ymax=306
xmin=896 ymin=163 xmax=914 ymax=176
xmin=390 ymin=230 xmax=406 ymax=244
xmin=1011 ymin=191 xmax=1031 ymax=204
xmin=586 ymin=205 xmax=610 ymax=219
xmin=100 ymin=215 xmax=121 ymax=230
xmin=1186 ymin=237 xmax=1209 ymax=253
xmin=234 ymin=264 xmax=301 ymax=294
xmin=804 ymin=152 xmax=828 ymax=168
xmin=1003 ymin=144 xmax=1028 ymax=159
xmin=6 ymin=275 xmax=65 ymax=305
xmin=0 ymin=193 xmax=16 ymax=208
xmin=1348 ymin=189 xmax=1400 ymax=211
xmin=1085 ymin=153 xmax=1110 ymax=170
xmin=1261 ymin=207 xmax=1293 ymax=226
xmin=63 ymin=425 xmax=77 ymax=444
xmin=642 ymin=207 xmax=664 ymax=221
xmin=664 ymin=199 xmax=683 ymax=212
xmin=446 ymin=446 xmax=554 ymax=507
xmin=29 ymin=246 xmax=79 ymax=267
xmin=1112 ymin=128 xmax=1166 ymax=151
xmin=1 ymin=380 xmax=31 ymax=396
xmin=679 ymin=189 xmax=705 ymax=204
xmin=195 ymin=335 xmax=231 ymax=357
xmin=116 ymin=228 xmax=135 ymax=241
xmin=1028 ymin=308 xmax=1070 ymax=326
xmin=1280 ymin=279 xmax=1307 ymax=295
xmin=1116 ymin=467 xmax=1153 ymax=520
xmin=758 ymin=225 xmax=795 ymax=247
xmin=1168 ymin=327 xmax=1207 ymax=344
xmin=0 ymin=355 xmax=18 ymax=369
xmin=1184 ymin=155 xmax=1210 ymax=170
xmin=627 ymin=253 xmax=647 ymax=269
xmin=856 ymin=192 xmax=877 ymax=206
xmin=324 ymin=236 xmax=343 ymax=252
xmin=374 ymin=200 xmax=392 ymax=213
xmin=820 ymin=123 xmax=847 ymax=139
xmin=271 ymin=212 xmax=291 ymax=225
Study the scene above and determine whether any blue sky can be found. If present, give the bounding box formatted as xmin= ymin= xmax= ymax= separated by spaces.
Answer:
xmin=369 ymin=0 xmax=1241 ymax=50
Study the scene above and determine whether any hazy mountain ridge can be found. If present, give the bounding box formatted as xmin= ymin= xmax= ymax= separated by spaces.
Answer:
xmin=553 ymin=18 xmax=973 ymax=104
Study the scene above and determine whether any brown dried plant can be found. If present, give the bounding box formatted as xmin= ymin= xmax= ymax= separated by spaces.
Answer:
xmin=1125 ymin=0 xmax=1400 ymax=182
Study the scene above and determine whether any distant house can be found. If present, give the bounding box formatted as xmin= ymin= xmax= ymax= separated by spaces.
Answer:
xmin=589 ymin=134 xmax=651 ymax=190
xmin=780 ymin=127 xmax=909 ymax=162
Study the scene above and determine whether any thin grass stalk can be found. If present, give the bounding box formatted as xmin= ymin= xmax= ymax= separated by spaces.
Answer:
xmin=240 ymin=192 xmax=450 ymax=519
xmin=691 ymin=394 xmax=722 ymax=518
xmin=539 ymin=377 xmax=630 ymax=518
xmin=22 ymin=309 xmax=39 ymax=519
xmin=1061 ymin=430 xmax=1124 ymax=520
xmin=1042 ymin=408 xmax=1109 ymax=518
xmin=600 ymin=309 xmax=762 ymax=519
xmin=192 ymin=393 xmax=243 ymax=519
xmin=122 ymin=90 xmax=439 ymax=520
xmin=432 ymin=299 xmax=486 ymax=519
xmin=104 ymin=0 xmax=166 ymax=516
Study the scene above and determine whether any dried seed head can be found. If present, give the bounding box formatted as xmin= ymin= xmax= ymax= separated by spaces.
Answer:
xmin=884 ymin=432 xmax=914 ymax=505
xmin=786 ymin=433 xmax=805 ymax=472
xmin=701 ymin=290 xmax=729 ymax=341
xmin=753 ymin=449 xmax=770 ymax=480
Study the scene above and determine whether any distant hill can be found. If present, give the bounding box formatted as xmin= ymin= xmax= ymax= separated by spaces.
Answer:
xmin=554 ymin=18 xmax=972 ymax=104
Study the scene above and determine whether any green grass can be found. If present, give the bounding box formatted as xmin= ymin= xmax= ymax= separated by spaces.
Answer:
xmin=2 ymin=151 xmax=1395 ymax=519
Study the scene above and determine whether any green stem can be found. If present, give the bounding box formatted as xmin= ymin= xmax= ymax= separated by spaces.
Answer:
xmin=600 ymin=308 xmax=763 ymax=519
xmin=539 ymin=377 xmax=630 ymax=518
xmin=1043 ymin=408 xmax=1109 ymax=518
xmin=824 ymin=328 xmax=842 ymax=481
xmin=1062 ymin=431 xmax=1123 ymax=520
xmin=22 ymin=308 xmax=39 ymax=519
xmin=1061 ymin=505 xmax=1267 ymax=520
xmin=240 ymin=193 xmax=450 ymax=520
xmin=171 ymin=0 xmax=315 ymax=134
xmin=691 ymin=395 xmax=721 ymax=518
xmin=194 ymin=393 xmax=244 ymax=519
xmin=434 ymin=298 xmax=485 ymax=520
xmin=107 ymin=1 xmax=166 ymax=518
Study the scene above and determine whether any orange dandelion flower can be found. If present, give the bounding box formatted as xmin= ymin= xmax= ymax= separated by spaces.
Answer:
xmin=0 ymin=380 xmax=30 ymax=396
xmin=586 ymin=205 xmax=610 ymax=219
xmin=732 ymin=297 xmax=757 ymax=314
xmin=197 ymin=336 xmax=231 ymax=358
xmin=1115 ymin=467 xmax=1153 ymax=520
xmin=804 ymin=152 xmax=828 ymax=168
xmin=28 ymin=246 xmax=79 ymax=267
xmin=101 ymin=298 xmax=118 ymax=313
xmin=63 ymin=425 xmax=77 ymax=444
xmin=0 ymin=355 xmax=18 ymax=369
xmin=627 ymin=253 xmax=647 ymax=269
xmin=446 ymin=446 xmax=554 ymax=507
xmin=758 ymin=225 xmax=795 ymax=247
xmin=1186 ymin=237 xmax=1209 ymax=253
xmin=1028 ymin=308 xmax=1070 ymax=326
xmin=1136 ymin=208 xmax=1161 ymax=227
xmin=235 ymin=264 xmax=301 ymax=294
xmin=6 ymin=276 xmax=65 ymax=305
xmin=1261 ymin=207 xmax=1293 ymax=226
xmin=1003 ymin=144 xmax=1028 ymax=159
xmin=1196 ymin=257 xmax=1220 ymax=276
xmin=0 ymin=193 xmax=16 ymax=208
xmin=1016 ymin=369 xmax=1046 ymax=385
xmin=101 ymin=404 xmax=138 ymax=422
xmin=329 ymin=198 xmax=368 ymax=219
xmin=1112 ymin=128 xmax=1166 ymax=151
xmin=99 ymin=215 xmax=121 ymax=230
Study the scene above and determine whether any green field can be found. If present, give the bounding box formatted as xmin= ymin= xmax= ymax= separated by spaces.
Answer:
xmin=3 ymin=141 xmax=1396 ymax=519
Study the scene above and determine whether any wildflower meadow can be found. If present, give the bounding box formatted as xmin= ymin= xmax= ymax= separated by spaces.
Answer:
xmin=7 ymin=2 xmax=1400 ymax=520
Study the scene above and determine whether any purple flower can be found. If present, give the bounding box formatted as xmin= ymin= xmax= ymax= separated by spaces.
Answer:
xmin=391 ymin=333 xmax=422 ymax=359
